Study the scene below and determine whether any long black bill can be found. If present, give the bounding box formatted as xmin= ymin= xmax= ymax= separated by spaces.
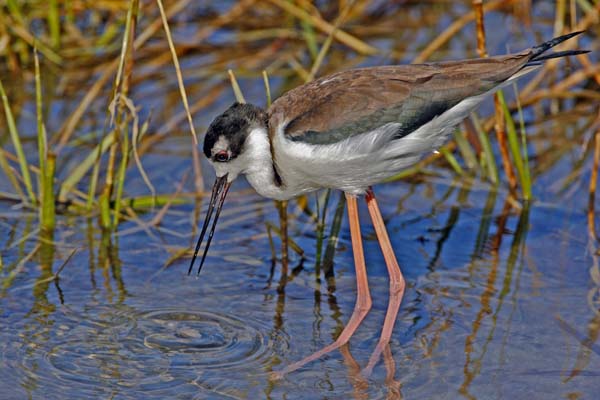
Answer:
xmin=188 ymin=174 xmax=231 ymax=276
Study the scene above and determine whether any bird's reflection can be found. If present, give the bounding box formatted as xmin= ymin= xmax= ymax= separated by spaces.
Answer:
xmin=340 ymin=343 xmax=403 ymax=399
xmin=266 ymin=215 xmax=403 ymax=395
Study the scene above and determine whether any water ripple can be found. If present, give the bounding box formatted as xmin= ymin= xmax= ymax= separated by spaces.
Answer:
xmin=2 ymin=307 xmax=288 ymax=399
xmin=140 ymin=310 xmax=287 ymax=369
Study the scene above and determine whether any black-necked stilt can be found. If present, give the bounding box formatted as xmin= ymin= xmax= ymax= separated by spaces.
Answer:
xmin=189 ymin=31 xmax=587 ymax=374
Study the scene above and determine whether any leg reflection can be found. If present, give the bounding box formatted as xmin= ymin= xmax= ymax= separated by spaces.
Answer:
xmin=274 ymin=193 xmax=372 ymax=377
xmin=340 ymin=344 xmax=369 ymax=400
xmin=383 ymin=344 xmax=403 ymax=399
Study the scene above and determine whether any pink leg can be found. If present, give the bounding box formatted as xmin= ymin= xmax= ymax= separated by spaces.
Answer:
xmin=276 ymin=193 xmax=372 ymax=376
xmin=363 ymin=188 xmax=405 ymax=376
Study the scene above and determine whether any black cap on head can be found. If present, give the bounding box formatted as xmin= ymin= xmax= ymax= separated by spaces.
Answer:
xmin=203 ymin=102 xmax=267 ymax=160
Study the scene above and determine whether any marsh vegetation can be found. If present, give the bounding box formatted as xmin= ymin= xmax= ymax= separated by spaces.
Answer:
xmin=0 ymin=1 xmax=599 ymax=398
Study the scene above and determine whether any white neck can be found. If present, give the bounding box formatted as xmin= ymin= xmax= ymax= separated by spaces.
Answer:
xmin=241 ymin=127 xmax=290 ymax=200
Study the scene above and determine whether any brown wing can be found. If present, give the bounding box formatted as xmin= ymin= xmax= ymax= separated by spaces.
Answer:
xmin=267 ymin=51 xmax=531 ymax=145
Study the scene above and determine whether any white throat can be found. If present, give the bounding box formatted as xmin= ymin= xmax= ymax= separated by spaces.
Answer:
xmin=240 ymin=127 xmax=291 ymax=200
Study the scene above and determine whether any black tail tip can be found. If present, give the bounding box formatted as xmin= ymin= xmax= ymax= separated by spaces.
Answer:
xmin=530 ymin=30 xmax=588 ymax=62
xmin=558 ymin=30 xmax=586 ymax=40
xmin=543 ymin=30 xmax=586 ymax=46
xmin=531 ymin=49 xmax=590 ymax=63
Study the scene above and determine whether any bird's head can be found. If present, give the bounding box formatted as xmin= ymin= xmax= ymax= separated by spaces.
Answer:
xmin=189 ymin=102 xmax=267 ymax=275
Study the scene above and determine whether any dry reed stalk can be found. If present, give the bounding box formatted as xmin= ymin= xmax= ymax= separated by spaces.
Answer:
xmin=589 ymin=118 xmax=600 ymax=239
xmin=473 ymin=0 xmax=487 ymax=58
xmin=494 ymin=95 xmax=517 ymax=195
xmin=413 ymin=0 xmax=510 ymax=63
xmin=156 ymin=0 xmax=198 ymax=145
xmin=266 ymin=0 xmax=378 ymax=56
xmin=474 ymin=0 xmax=518 ymax=195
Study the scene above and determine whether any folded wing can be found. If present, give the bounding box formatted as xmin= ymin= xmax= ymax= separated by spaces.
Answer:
xmin=268 ymin=52 xmax=531 ymax=145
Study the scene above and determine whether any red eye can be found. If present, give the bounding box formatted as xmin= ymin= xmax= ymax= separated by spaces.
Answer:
xmin=214 ymin=151 xmax=229 ymax=162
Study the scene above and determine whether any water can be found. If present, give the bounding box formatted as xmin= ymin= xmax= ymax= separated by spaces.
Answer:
xmin=2 ymin=177 xmax=599 ymax=399
xmin=1 ymin=2 xmax=600 ymax=399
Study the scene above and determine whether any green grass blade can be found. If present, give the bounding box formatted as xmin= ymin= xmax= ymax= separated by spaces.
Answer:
xmin=99 ymin=188 xmax=112 ymax=230
xmin=111 ymin=2 xmax=134 ymax=104
xmin=120 ymin=194 xmax=189 ymax=209
xmin=300 ymin=16 xmax=318 ymax=60
xmin=512 ymin=83 xmax=532 ymax=199
xmin=6 ymin=0 xmax=24 ymax=24
xmin=7 ymin=24 xmax=62 ymax=65
xmin=0 ymin=149 xmax=26 ymax=202
xmin=497 ymin=90 xmax=529 ymax=199
xmin=0 ymin=79 xmax=36 ymax=204
xmin=65 ymin=0 xmax=74 ymax=23
xmin=59 ymin=131 xmax=116 ymax=202
xmin=34 ymin=50 xmax=46 ymax=174
xmin=307 ymin=27 xmax=336 ymax=82
xmin=35 ymin=49 xmax=54 ymax=228
xmin=47 ymin=0 xmax=60 ymax=48
xmin=453 ymin=129 xmax=478 ymax=170
xmin=471 ymin=113 xmax=499 ymax=185
xmin=41 ymin=153 xmax=56 ymax=231
xmin=440 ymin=147 xmax=464 ymax=175
xmin=131 ymin=111 xmax=155 ymax=202
xmin=85 ymin=156 xmax=100 ymax=211
xmin=113 ymin=122 xmax=130 ymax=227
xmin=576 ymin=0 xmax=595 ymax=13
xmin=384 ymin=164 xmax=425 ymax=181
xmin=86 ymin=141 xmax=102 ymax=210
xmin=306 ymin=2 xmax=351 ymax=82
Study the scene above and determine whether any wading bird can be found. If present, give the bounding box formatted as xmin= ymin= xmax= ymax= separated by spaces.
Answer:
xmin=189 ymin=32 xmax=587 ymax=374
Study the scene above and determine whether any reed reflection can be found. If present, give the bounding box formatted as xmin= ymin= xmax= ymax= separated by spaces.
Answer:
xmin=460 ymin=200 xmax=530 ymax=398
